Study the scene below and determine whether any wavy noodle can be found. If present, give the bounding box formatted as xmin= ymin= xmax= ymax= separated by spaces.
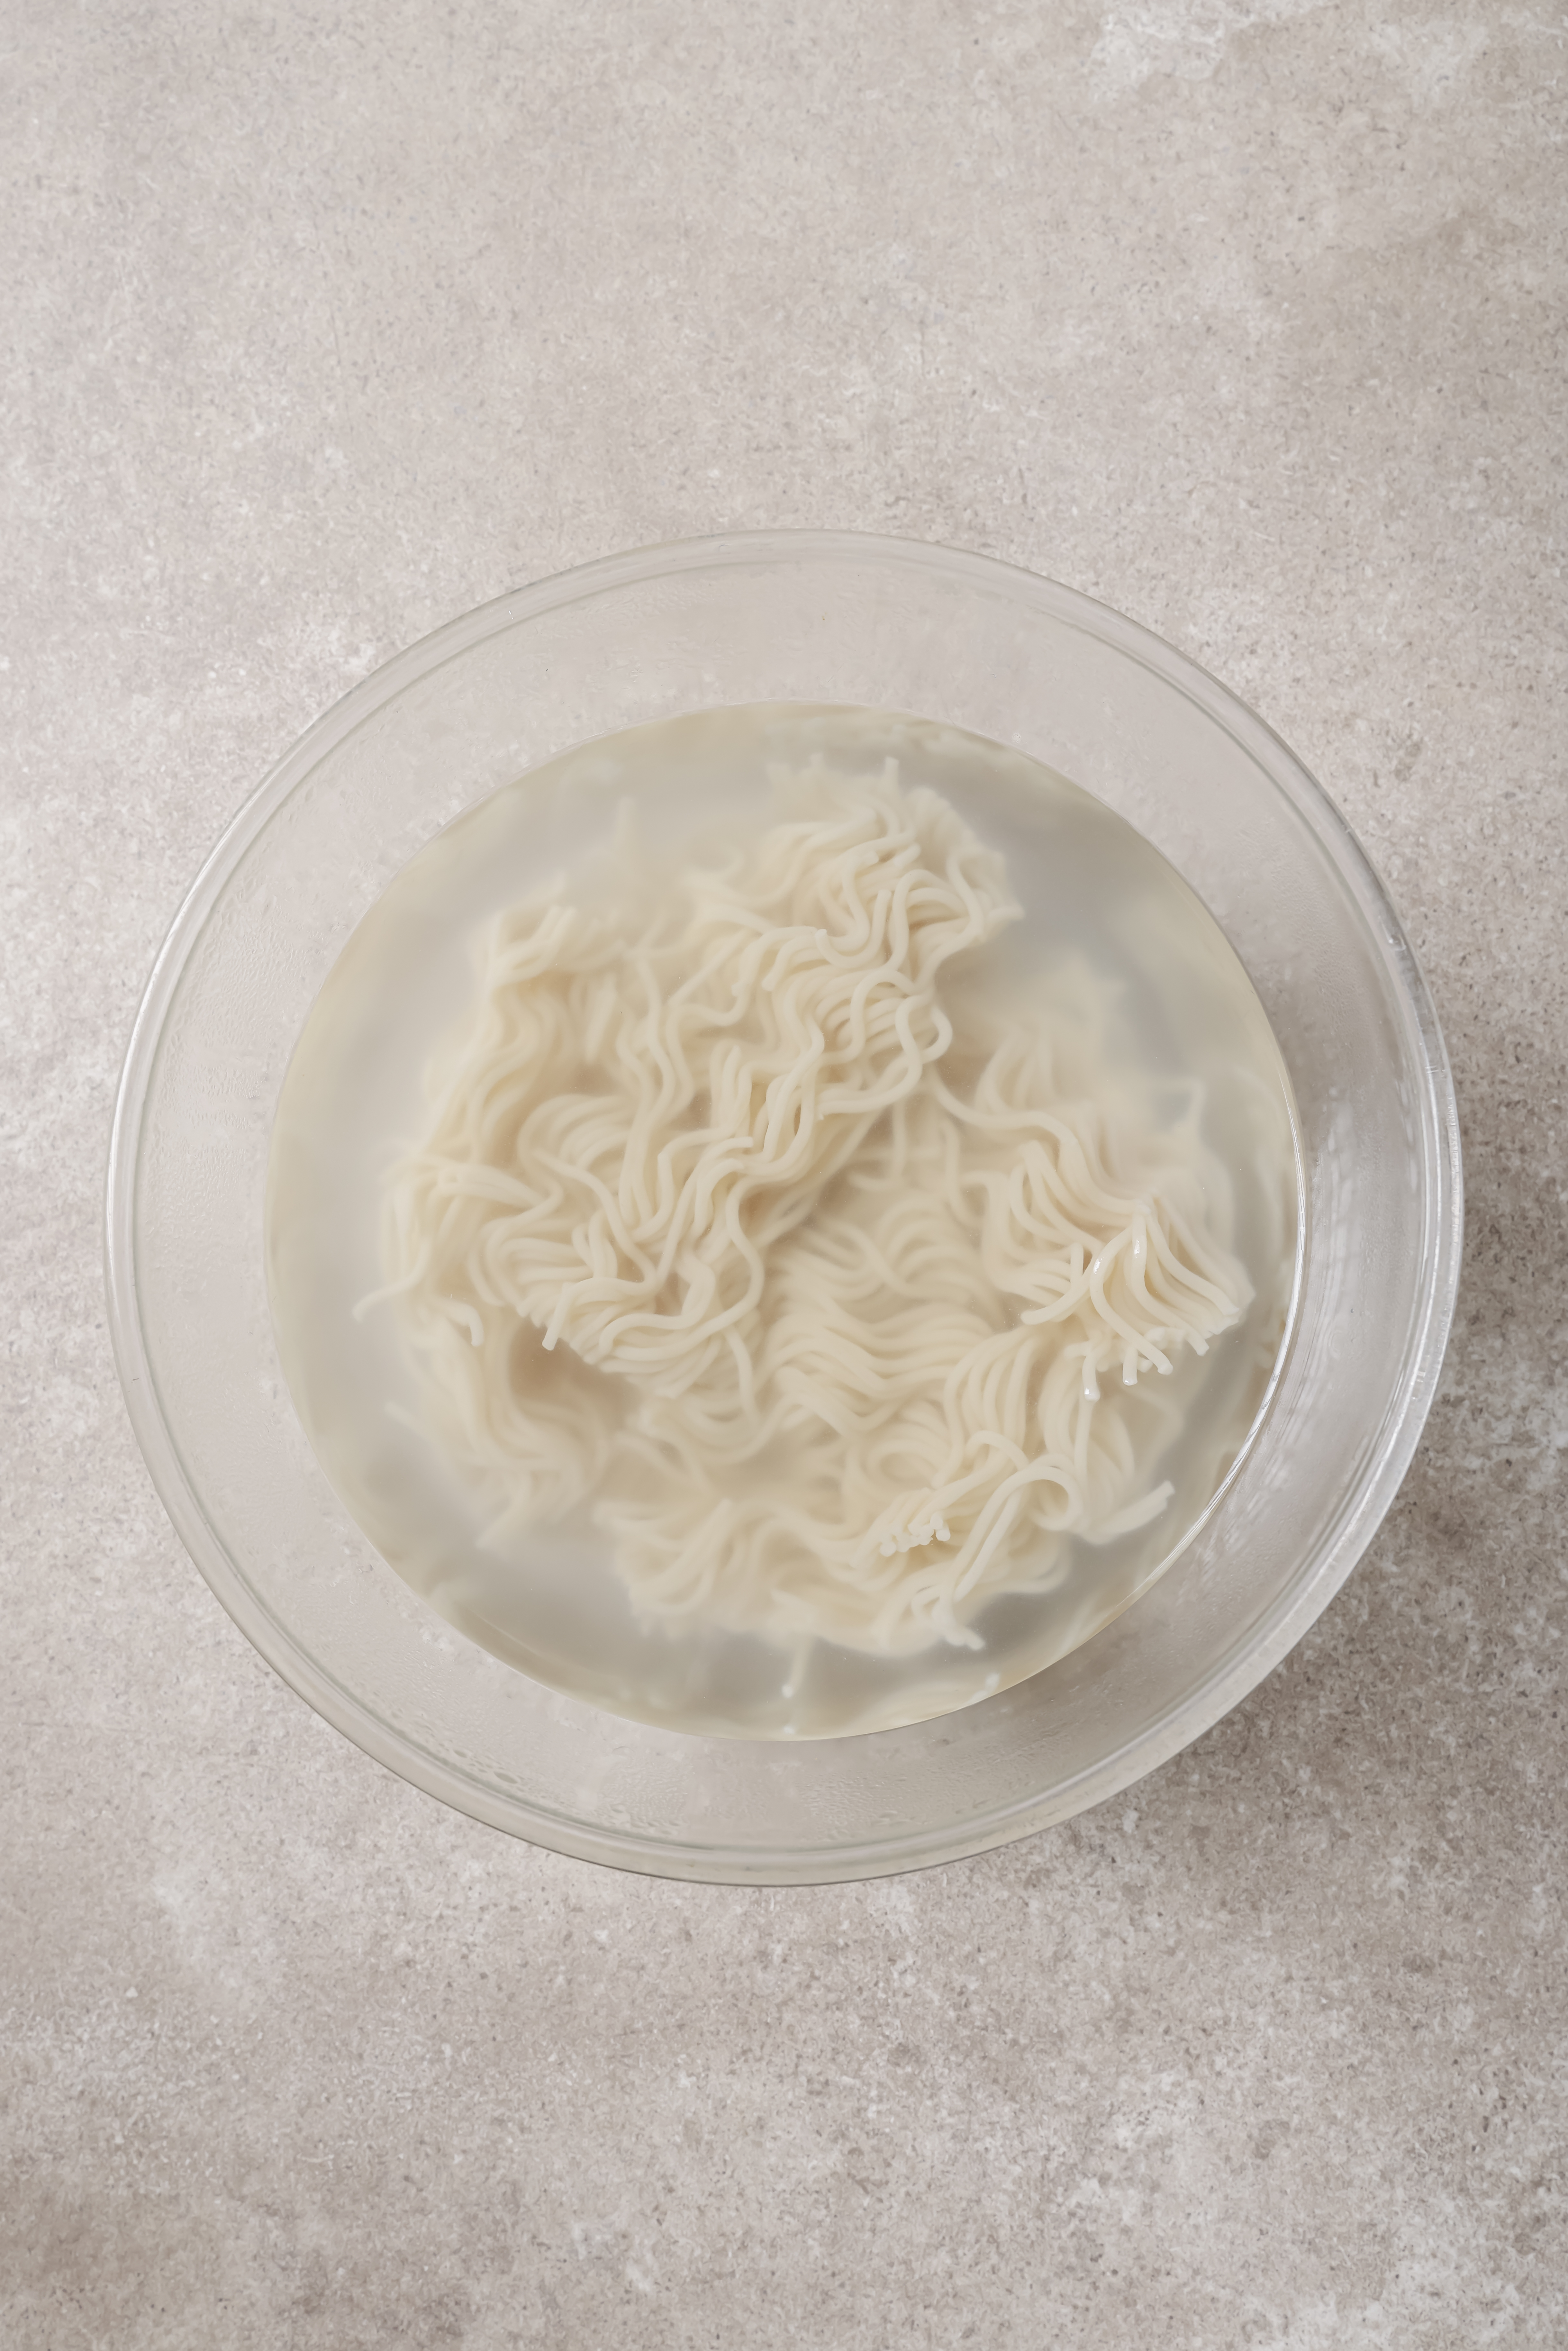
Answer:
xmin=366 ymin=763 xmax=1251 ymax=1657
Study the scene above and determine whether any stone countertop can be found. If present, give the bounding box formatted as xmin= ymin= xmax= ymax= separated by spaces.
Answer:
xmin=4 ymin=4 xmax=1563 ymax=2344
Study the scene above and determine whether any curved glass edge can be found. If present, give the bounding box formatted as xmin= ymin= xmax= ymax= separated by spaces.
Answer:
xmin=105 ymin=530 xmax=1465 ymax=1884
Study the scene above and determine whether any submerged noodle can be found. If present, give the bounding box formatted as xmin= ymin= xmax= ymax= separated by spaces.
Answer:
xmin=367 ymin=765 xmax=1250 ymax=1656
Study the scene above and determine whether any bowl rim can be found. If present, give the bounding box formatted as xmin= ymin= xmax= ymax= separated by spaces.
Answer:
xmin=106 ymin=528 xmax=1464 ymax=1881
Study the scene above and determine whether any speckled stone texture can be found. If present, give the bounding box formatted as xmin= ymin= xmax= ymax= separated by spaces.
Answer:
xmin=4 ymin=1 xmax=1564 ymax=2344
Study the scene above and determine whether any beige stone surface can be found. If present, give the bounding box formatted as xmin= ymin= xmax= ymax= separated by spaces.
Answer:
xmin=4 ymin=1 xmax=1565 ymax=2343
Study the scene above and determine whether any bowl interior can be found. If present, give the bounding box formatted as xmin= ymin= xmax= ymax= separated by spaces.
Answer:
xmin=111 ymin=535 xmax=1460 ymax=1881
xmin=263 ymin=699 xmax=1303 ymax=1741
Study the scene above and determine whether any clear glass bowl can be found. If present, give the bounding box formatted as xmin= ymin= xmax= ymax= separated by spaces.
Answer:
xmin=106 ymin=533 xmax=1462 ymax=1883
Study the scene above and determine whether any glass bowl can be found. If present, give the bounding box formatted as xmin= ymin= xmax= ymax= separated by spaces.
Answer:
xmin=106 ymin=532 xmax=1462 ymax=1884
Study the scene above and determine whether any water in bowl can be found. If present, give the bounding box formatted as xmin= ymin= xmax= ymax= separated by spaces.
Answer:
xmin=266 ymin=704 xmax=1299 ymax=1738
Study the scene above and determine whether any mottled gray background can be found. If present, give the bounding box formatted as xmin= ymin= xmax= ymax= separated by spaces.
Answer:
xmin=4 ymin=1 xmax=1564 ymax=2344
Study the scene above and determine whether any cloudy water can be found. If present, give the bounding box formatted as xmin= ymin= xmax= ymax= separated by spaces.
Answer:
xmin=267 ymin=704 xmax=1300 ymax=1738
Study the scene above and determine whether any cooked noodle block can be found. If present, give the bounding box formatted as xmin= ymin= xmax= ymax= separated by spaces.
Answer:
xmin=365 ymin=764 xmax=1250 ymax=1657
